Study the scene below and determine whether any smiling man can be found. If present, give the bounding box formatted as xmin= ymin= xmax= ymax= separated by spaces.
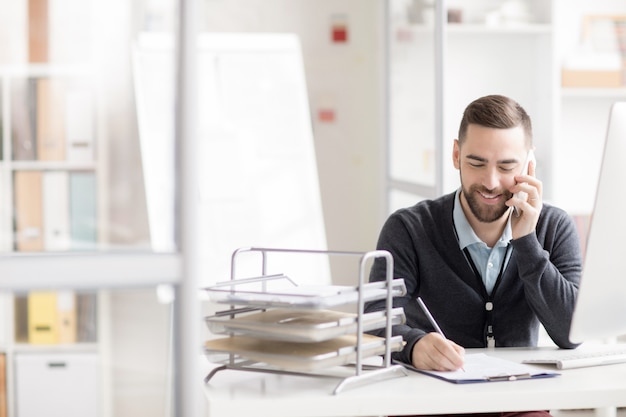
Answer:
xmin=366 ymin=95 xmax=582 ymax=417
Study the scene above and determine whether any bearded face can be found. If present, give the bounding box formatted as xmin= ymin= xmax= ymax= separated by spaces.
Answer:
xmin=460 ymin=180 xmax=513 ymax=223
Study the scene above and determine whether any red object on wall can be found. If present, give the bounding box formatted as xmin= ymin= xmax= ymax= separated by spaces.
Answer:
xmin=331 ymin=14 xmax=348 ymax=43
xmin=332 ymin=24 xmax=348 ymax=43
xmin=318 ymin=108 xmax=336 ymax=123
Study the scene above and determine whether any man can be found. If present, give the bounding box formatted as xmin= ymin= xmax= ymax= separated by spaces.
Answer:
xmin=366 ymin=95 xmax=582 ymax=416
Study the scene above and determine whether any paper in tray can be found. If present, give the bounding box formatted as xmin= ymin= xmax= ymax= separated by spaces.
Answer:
xmin=204 ymin=277 xmax=406 ymax=309
xmin=203 ymin=333 xmax=404 ymax=372
xmin=205 ymin=307 xmax=406 ymax=342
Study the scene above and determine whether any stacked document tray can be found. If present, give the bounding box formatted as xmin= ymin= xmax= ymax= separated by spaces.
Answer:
xmin=202 ymin=248 xmax=409 ymax=393
xmin=206 ymin=275 xmax=406 ymax=309
xmin=204 ymin=276 xmax=406 ymax=371
xmin=204 ymin=333 xmax=399 ymax=372
xmin=206 ymin=306 xmax=406 ymax=342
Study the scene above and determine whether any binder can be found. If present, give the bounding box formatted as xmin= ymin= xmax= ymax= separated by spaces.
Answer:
xmin=14 ymin=171 xmax=44 ymax=251
xmin=57 ymin=290 xmax=77 ymax=344
xmin=69 ymin=172 xmax=97 ymax=250
xmin=28 ymin=0 xmax=49 ymax=62
xmin=36 ymin=77 xmax=66 ymax=161
xmin=65 ymin=87 xmax=95 ymax=162
xmin=76 ymin=293 xmax=97 ymax=343
xmin=10 ymin=78 xmax=37 ymax=160
xmin=27 ymin=291 xmax=59 ymax=344
xmin=42 ymin=171 xmax=70 ymax=251
xmin=0 ymin=352 xmax=6 ymax=417
xmin=13 ymin=295 xmax=29 ymax=343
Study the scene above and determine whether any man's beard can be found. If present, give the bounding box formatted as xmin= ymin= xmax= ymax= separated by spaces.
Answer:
xmin=462 ymin=185 xmax=512 ymax=223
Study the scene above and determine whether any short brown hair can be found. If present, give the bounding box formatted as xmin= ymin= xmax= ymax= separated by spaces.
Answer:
xmin=458 ymin=95 xmax=533 ymax=147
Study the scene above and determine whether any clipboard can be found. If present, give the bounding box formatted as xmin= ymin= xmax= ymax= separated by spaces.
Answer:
xmin=398 ymin=353 xmax=560 ymax=384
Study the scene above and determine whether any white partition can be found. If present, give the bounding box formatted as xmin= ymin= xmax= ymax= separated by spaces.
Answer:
xmin=133 ymin=33 xmax=330 ymax=287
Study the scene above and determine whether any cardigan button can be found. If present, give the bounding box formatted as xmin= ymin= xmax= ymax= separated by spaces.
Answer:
xmin=485 ymin=302 xmax=493 ymax=311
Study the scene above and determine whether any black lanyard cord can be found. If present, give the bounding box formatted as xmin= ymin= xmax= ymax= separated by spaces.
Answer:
xmin=462 ymin=245 xmax=511 ymax=347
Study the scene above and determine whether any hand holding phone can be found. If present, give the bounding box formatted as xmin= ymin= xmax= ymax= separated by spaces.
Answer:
xmin=513 ymin=149 xmax=535 ymax=217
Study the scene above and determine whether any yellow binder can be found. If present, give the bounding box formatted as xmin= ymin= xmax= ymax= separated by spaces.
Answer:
xmin=27 ymin=291 xmax=59 ymax=344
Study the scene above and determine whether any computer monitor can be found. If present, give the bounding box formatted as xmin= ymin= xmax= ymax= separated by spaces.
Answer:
xmin=569 ymin=101 xmax=626 ymax=343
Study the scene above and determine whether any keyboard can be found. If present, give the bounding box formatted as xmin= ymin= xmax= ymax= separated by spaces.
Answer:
xmin=522 ymin=345 xmax=626 ymax=370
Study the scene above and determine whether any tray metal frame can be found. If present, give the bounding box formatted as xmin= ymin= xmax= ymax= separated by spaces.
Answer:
xmin=203 ymin=247 xmax=408 ymax=394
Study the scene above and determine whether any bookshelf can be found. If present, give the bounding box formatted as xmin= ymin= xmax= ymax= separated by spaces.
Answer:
xmin=0 ymin=63 xmax=102 ymax=417
xmin=386 ymin=0 xmax=556 ymax=210
xmin=0 ymin=64 xmax=98 ymax=252
xmin=386 ymin=0 xmax=626 ymax=220
xmin=553 ymin=1 xmax=626 ymax=216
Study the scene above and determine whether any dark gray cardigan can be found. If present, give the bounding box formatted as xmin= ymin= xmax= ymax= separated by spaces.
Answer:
xmin=366 ymin=192 xmax=582 ymax=365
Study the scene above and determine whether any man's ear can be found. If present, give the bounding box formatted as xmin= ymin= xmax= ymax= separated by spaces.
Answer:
xmin=452 ymin=139 xmax=461 ymax=170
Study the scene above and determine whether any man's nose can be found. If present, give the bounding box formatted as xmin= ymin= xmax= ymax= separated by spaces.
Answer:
xmin=482 ymin=168 xmax=501 ymax=190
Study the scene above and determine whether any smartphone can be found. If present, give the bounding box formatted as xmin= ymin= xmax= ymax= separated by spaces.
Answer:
xmin=513 ymin=149 xmax=535 ymax=217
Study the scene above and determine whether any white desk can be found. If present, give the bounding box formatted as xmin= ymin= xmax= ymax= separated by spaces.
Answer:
xmin=203 ymin=347 xmax=626 ymax=417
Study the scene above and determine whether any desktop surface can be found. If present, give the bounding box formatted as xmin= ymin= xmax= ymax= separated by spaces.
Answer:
xmin=203 ymin=346 xmax=626 ymax=417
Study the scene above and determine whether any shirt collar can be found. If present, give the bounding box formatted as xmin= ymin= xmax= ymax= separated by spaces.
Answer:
xmin=453 ymin=188 xmax=512 ymax=250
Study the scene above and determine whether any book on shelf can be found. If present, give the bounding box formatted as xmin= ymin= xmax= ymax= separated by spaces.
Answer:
xmin=69 ymin=172 xmax=97 ymax=250
xmin=36 ymin=77 xmax=66 ymax=161
xmin=42 ymin=171 xmax=71 ymax=251
xmin=76 ymin=293 xmax=98 ymax=343
xmin=27 ymin=291 xmax=59 ymax=344
xmin=15 ymin=291 xmax=92 ymax=345
xmin=13 ymin=295 xmax=29 ymax=343
xmin=0 ymin=86 xmax=2 ymax=159
xmin=57 ymin=290 xmax=77 ymax=344
xmin=15 ymin=170 xmax=97 ymax=252
xmin=14 ymin=170 xmax=44 ymax=251
xmin=65 ymin=86 xmax=95 ymax=162
xmin=12 ymin=76 xmax=95 ymax=162
xmin=0 ymin=352 xmax=6 ymax=417
xmin=10 ymin=78 xmax=37 ymax=160
xmin=0 ymin=296 xmax=5 ymax=348
xmin=28 ymin=0 xmax=49 ymax=63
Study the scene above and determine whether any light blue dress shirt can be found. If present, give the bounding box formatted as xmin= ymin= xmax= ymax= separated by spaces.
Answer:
xmin=452 ymin=189 xmax=512 ymax=295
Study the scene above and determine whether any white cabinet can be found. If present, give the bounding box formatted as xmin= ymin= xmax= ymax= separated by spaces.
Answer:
xmin=3 ymin=291 xmax=101 ymax=417
xmin=14 ymin=352 xmax=99 ymax=417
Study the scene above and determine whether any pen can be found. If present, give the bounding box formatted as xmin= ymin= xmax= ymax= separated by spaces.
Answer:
xmin=416 ymin=296 xmax=465 ymax=372
xmin=417 ymin=297 xmax=445 ymax=336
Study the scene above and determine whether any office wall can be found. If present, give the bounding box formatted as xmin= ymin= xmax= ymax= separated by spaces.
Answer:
xmin=1 ymin=1 xmax=378 ymax=416
xmin=203 ymin=0 xmax=386 ymax=284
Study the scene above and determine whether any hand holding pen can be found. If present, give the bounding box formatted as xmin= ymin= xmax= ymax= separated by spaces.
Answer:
xmin=411 ymin=297 xmax=466 ymax=372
